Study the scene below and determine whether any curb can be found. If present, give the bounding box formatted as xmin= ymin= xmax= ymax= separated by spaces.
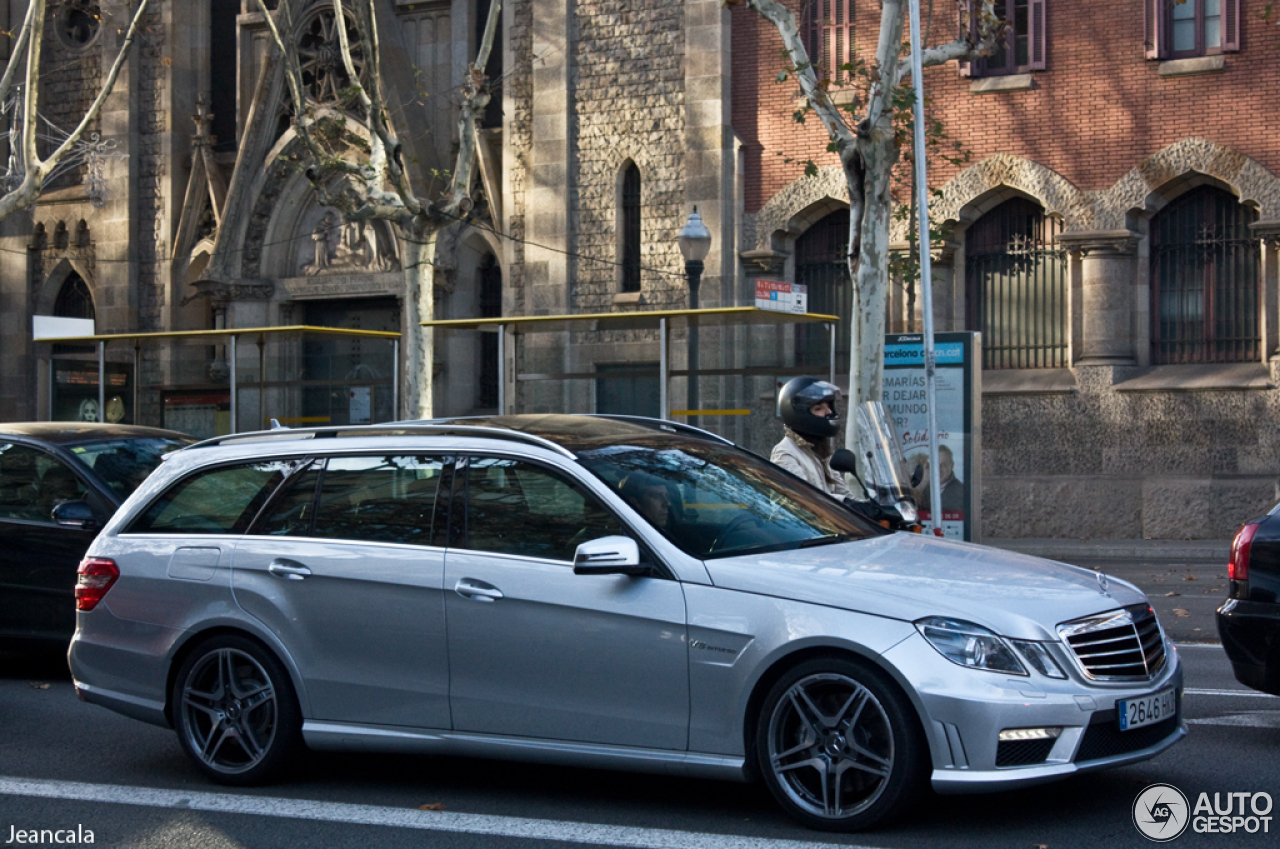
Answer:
xmin=983 ymin=538 xmax=1230 ymax=563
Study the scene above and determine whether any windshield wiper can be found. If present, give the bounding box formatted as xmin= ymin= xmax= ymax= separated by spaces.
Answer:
xmin=797 ymin=533 xmax=854 ymax=549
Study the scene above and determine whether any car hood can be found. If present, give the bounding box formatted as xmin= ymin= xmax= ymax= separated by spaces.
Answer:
xmin=703 ymin=533 xmax=1149 ymax=641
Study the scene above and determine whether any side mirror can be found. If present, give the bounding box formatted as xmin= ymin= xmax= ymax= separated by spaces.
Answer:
xmin=910 ymin=463 xmax=924 ymax=488
xmin=52 ymin=500 xmax=101 ymax=531
xmin=573 ymin=535 xmax=647 ymax=576
xmin=830 ymin=448 xmax=858 ymax=475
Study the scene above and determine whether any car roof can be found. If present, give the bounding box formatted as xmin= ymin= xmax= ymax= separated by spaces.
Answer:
xmin=180 ymin=415 xmax=733 ymax=458
xmin=0 ymin=422 xmax=194 ymax=446
xmin=419 ymin=414 xmax=735 ymax=451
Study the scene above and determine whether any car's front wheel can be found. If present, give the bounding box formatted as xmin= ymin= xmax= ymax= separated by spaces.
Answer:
xmin=172 ymin=634 xmax=302 ymax=785
xmin=756 ymin=657 xmax=925 ymax=831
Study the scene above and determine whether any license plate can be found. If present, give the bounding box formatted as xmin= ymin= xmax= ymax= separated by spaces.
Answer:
xmin=1117 ymin=688 xmax=1177 ymax=731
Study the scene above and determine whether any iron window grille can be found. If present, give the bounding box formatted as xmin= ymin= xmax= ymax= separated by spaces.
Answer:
xmin=795 ymin=209 xmax=851 ymax=375
xmin=1150 ymin=186 xmax=1259 ymax=365
xmin=965 ymin=198 xmax=1066 ymax=370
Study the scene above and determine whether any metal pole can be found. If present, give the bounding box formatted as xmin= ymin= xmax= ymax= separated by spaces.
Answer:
xmin=133 ymin=344 xmax=140 ymax=425
xmin=687 ymin=261 xmax=702 ymax=428
xmin=392 ymin=338 xmax=400 ymax=421
xmin=97 ymin=341 xmax=105 ymax=422
xmin=659 ymin=317 xmax=669 ymax=420
xmin=909 ymin=0 xmax=944 ymax=536
xmin=828 ymin=322 xmax=836 ymax=384
xmin=229 ymin=335 xmax=238 ymax=434
xmin=258 ymin=335 xmax=266 ymax=429
xmin=497 ymin=323 xmax=506 ymax=415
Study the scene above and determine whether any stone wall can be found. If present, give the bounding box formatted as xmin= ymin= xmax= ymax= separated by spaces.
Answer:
xmin=983 ymin=365 xmax=1280 ymax=540
xmin=572 ymin=0 xmax=686 ymax=313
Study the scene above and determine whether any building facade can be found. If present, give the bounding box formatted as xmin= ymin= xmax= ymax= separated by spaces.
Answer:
xmin=3 ymin=0 xmax=1279 ymax=540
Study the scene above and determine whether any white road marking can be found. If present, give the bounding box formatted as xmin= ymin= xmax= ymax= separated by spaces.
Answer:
xmin=0 ymin=776 xmax=874 ymax=849
xmin=1184 ymin=688 xmax=1278 ymax=698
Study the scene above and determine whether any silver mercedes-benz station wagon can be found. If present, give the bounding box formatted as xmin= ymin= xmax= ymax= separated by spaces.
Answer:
xmin=69 ymin=415 xmax=1184 ymax=831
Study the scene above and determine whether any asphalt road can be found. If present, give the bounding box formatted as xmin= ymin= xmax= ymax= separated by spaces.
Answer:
xmin=1 ymin=635 xmax=1275 ymax=849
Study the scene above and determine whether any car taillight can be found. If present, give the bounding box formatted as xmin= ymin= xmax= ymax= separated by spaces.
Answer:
xmin=1228 ymin=523 xmax=1260 ymax=582
xmin=76 ymin=557 xmax=119 ymax=611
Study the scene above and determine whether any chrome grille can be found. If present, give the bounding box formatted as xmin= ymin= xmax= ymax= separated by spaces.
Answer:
xmin=1057 ymin=605 xmax=1166 ymax=681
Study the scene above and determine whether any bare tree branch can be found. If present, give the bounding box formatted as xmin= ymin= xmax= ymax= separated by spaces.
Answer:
xmin=0 ymin=0 xmax=159 ymax=222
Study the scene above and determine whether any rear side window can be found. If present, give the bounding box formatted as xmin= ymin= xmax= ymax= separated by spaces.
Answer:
xmin=459 ymin=457 xmax=623 ymax=561
xmin=0 ymin=444 xmax=89 ymax=523
xmin=257 ymin=455 xmax=446 ymax=546
xmin=127 ymin=461 xmax=296 ymax=534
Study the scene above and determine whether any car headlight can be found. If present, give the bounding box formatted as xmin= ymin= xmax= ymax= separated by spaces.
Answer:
xmin=1008 ymin=639 xmax=1068 ymax=679
xmin=915 ymin=617 xmax=1027 ymax=675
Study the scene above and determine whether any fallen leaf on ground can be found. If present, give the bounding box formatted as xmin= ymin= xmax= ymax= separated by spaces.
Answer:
xmin=417 ymin=803 xmax=445 ymax=811
xmin=27 ymin=682 xmax=50 ymax=690
xmin=1172 ymin=608 xmax=1191 ymax=617
xmin=1164 ymin=592 xmax=1180 ymax=597
xmin=1183 ymin=575 xmax=1198 ymax=581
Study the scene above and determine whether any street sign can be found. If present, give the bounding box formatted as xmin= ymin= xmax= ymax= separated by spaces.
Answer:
xmin=754 ymin=279 xmax=808 ymax=314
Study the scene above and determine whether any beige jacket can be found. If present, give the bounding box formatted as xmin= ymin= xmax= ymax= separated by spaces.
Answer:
xmin=770 ymin=427 xmax=854 ymax=499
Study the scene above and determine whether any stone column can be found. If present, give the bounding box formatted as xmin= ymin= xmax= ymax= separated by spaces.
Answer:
xmin=1058 ymin=230 xmax=1139 ymax=365
xmin=1250 ymin=221 xmax=1280 ymax=362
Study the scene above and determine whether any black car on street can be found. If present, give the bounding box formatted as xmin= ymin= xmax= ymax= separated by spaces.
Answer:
xmin=0 ymin=422 xmax=194 ymax=646
xmin=1218 ymin=507 xmax=1280 ymax=695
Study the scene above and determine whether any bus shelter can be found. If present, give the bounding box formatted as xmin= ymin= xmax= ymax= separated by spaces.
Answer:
xmin=422 ymin=306 xmax=839 ymax=420
xmin=35 ymin=326 xmax=400 ymax=438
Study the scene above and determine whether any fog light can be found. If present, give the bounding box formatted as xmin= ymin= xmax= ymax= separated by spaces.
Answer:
xmin=998 ymin=727 xmax=1062 ymax=741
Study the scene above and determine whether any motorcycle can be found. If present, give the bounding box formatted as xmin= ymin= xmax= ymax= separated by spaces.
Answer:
xmin=830 ymin=401 xmax=924 ymax=533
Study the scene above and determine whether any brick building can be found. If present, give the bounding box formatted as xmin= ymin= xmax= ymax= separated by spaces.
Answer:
xmin=3 ymin=0 xmax=1278 ymax=539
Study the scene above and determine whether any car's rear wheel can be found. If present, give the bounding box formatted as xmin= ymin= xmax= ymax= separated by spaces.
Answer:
xmin=172 ymin=635 xmax=301 ymax=785
xmin=756 ymin=657 xmax=925 ymax=831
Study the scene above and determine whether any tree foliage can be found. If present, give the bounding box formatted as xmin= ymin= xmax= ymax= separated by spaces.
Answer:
xmin=730 ymin=0 xmax=1002 ymax=436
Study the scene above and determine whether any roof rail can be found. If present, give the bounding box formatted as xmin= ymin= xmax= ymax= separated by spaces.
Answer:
xmin=588 ymin=415 xmax=735 ymax=446
xmin=181 ymin=424 xmax=577 ymax=459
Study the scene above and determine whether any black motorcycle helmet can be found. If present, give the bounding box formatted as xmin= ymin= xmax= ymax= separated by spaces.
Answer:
xmin=778 ymin=377 xmax=842 ymax=440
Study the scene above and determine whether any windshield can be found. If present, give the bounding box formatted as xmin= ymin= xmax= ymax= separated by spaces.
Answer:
xmin=576 ymin=438 xmax=884 ymax=560
xmin=65 ymin=437 xmax=194 ymax=499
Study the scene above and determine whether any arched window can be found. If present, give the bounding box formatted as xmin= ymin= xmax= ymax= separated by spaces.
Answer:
xmin=795 ymin=208 xmax=851 ymax=372
xmin=620 ymin=163 xmax=641 ymax=293
xmin=54 ymin=274 xmax=95 ymax=320
xmin=964 ymin=197 xmax=1066 ymax=369
xmin=1150 ymin=186 xmax=1259 ymax=364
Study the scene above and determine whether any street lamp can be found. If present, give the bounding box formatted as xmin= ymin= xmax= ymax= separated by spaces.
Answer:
xmin=677 ymin=207 xmax=712 ymax=425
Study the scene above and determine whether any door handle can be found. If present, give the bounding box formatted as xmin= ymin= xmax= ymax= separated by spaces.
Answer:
xmin=454 ymin=578 xmax=503 ymax=602
xmin=268 ymin=559 xmax=312 ymax=581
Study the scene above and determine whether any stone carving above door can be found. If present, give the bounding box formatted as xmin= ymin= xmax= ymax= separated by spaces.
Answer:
xmin=299 ymin=210 xmax=400 ymax=275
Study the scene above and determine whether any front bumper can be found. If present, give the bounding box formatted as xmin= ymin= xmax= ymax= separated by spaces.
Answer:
xmin=883 ymin=632 xmax=1185 ymax=794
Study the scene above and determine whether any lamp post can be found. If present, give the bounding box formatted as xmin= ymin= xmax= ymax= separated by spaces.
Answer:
xmin=677 ymin=207 xmax=712 ymax=426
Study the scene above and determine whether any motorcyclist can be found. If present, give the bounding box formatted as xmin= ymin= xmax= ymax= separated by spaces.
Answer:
xmin=771 ymin=377 xmax=854 ymax=500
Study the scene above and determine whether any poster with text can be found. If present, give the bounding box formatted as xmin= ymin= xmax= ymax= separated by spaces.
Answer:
xmin=882 ymin=333 xmax=978 ymax=541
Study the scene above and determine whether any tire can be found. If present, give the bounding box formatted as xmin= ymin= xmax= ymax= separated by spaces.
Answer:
xmin=171 ymin=634 xmax=302 ymax=786
xmin=755 ymin=657 xmax=926 ymax=832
